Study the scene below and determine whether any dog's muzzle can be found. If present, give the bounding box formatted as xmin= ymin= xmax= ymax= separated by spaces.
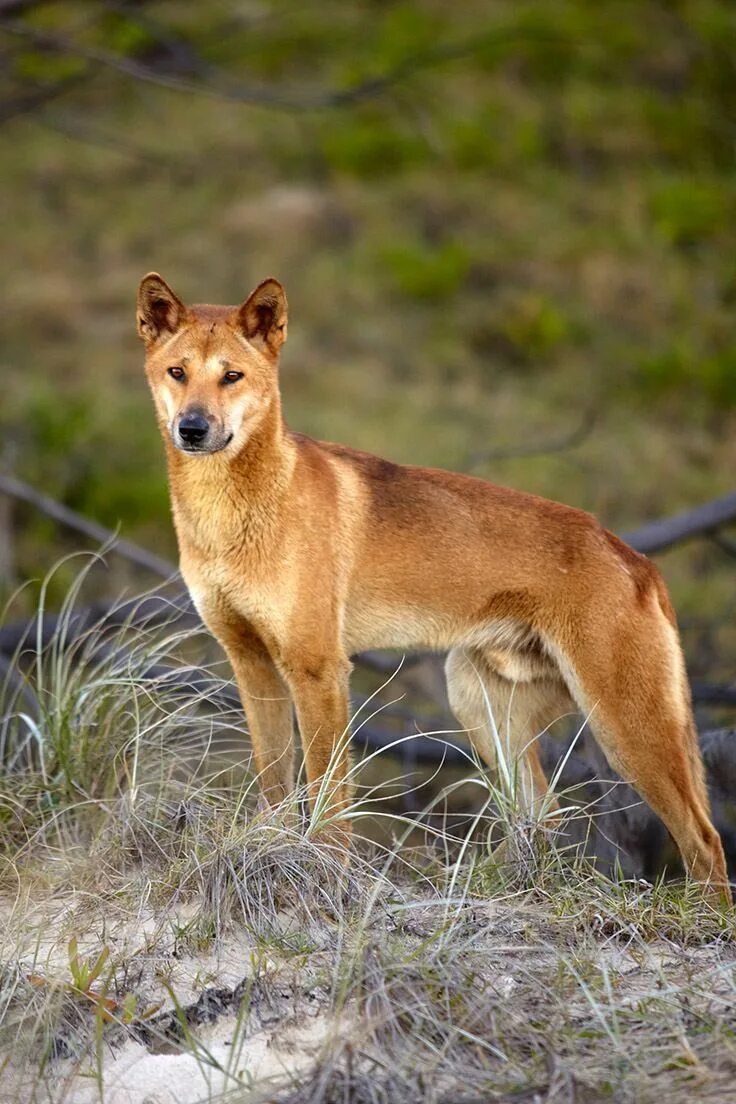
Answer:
xmin=173 ymin=411 xmax=233 ymax=454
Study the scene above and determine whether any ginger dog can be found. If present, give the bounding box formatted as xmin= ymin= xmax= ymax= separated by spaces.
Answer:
xmin=137 ymin=272 xmax=729 ymax=896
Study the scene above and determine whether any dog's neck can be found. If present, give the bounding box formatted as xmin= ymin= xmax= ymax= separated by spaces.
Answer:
xmin=164 ymin=395 xmax=296 ymax=556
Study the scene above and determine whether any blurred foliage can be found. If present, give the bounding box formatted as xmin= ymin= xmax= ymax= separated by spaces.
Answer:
xmin=650 ymin=177 xmax=733 ymax=248
xmin=0 ymin=0 xmax=733 ymax=676
xmin=379 ymin=238 xmax=471 ymax=300
xmin=497 ymin=292 xmax=576 ymax=365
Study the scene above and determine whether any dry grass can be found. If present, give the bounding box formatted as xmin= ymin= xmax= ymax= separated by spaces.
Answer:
xmin=0 ymin=569 xmax=734 ymax=1103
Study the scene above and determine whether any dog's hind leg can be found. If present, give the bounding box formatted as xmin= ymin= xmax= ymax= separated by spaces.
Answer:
xmin=446 ymin=647 xmax=573 ymax=820
xmin=554 ymin=599 xmax=730 ymax=900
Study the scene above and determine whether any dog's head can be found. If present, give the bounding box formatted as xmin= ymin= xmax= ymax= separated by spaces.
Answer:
xmin=136 ymin=274 xmax=287 ymax=456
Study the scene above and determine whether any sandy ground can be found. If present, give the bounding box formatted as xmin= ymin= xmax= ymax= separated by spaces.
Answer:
xmin=0 ymin=889 xmax=343 ymax=1103
xmin=70 ymin=1017 xmax=331 ymax=1104
xmin=2 ymin=885 xmax=736 ymax=1103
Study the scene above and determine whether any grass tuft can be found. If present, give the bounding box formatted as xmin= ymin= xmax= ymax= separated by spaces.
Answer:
xmin=0 ymin=572 xmax=734 ymax=1102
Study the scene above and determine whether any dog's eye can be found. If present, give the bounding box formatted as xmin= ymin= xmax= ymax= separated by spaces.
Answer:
xmin=222 ymin=371 xmax=244 ymax=385
xmin=168 ymin=366 xmax=185 ymax=381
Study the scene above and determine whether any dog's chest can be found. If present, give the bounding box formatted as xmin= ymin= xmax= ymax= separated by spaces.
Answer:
xmin=181 ymin=539 xmax=290 ymax=644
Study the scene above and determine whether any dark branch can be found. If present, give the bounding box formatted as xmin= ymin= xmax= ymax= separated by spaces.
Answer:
xmin=624 ymin=492 xmax=736 ymax=555
xmin=0 ymin=473 xmax=177 ymax=580
xmin=465 ymin=410 xmax=596 ymax=469
xmin=0 ymin=592 xmax=192 ymax=655
xmin=690 ymin=681 xmax=736 ymax=707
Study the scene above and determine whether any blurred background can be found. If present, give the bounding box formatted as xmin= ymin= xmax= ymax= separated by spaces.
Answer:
xmin=0 ymin=1 xmax=734 ymax=870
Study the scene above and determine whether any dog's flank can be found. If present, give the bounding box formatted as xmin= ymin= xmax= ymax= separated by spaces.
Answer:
xmin=137 ymin=272 xmax=730 ymax=898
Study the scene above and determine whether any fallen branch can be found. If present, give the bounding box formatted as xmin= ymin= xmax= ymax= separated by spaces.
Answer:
xmin=690 ymin=680 xmax=736 ymax=707
xmin=0 ymin=591 xmax=190 ymax=655
xmin=623 ymin=492 xmax=736 ymax=555
xmin=0 ymin=473 xmax=176 ymax=580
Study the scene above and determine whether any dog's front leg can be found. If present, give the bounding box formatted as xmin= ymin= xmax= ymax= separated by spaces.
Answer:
xmin=281 ymin=651 xmax=353 ymax=847
xmin=218 ymin=632 xmax=295 ymax=806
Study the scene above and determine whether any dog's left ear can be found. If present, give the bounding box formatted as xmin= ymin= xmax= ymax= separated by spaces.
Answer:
xmin=236 ymin=279 xmax=287 ymax=359
xmin=137 ymin=273 xmax=186 ymax=345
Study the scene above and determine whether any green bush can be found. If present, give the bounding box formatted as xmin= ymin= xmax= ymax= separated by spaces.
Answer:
xmin=649 ymin=178 xmax=732 ymax=247
xmin=319 ymin=113 xmax=428 ymax=178
xmin=499 ymin=292 xmax=574 ymax=363
xmin=378 ymin=238 xmax=472 ymax=301
xmin=637 ymin=344 xmax=736 ymax=406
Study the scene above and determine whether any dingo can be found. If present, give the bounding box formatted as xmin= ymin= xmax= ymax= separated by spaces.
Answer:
xmin=137 ymin=272 xmax=729 ymax=897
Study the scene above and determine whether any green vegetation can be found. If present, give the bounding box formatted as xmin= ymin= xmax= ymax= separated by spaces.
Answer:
xmin=0 ymin=3 xmax=734 ymax=643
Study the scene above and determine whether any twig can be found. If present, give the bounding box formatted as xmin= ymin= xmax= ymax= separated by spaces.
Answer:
xmin=465 ymin=410 xmax=595 ymax=469
xmin=0 ymin=17 xmax=562 ymax=113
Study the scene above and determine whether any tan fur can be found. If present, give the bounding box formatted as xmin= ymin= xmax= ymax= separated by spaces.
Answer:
xmin=137 ymin=273 xmax=730 ymax=897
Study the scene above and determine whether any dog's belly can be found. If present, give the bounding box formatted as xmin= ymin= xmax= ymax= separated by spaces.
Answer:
xmin=343 ymin=598 xmax=458 ymax=654
xmin=344 ymin=600 xmax=557 ymax=684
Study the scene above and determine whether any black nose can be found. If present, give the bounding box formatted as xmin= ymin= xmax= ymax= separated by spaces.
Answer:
xmin=178 ymin=412 xmax=209 ymax=445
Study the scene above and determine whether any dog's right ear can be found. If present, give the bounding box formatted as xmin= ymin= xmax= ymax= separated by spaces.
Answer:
xmin=136 ymin=273 xmax=186 ymax=345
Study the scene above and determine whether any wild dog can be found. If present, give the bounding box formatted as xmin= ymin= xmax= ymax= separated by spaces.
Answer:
xmin=137 ymin=272 xmax=730 ymax=898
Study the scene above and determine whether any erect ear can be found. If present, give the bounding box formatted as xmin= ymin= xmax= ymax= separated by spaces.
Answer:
xmin=236 ymin=279 xmax=287 ymax=359
xmin=136 ymin=273 xmax=186 ymax=345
